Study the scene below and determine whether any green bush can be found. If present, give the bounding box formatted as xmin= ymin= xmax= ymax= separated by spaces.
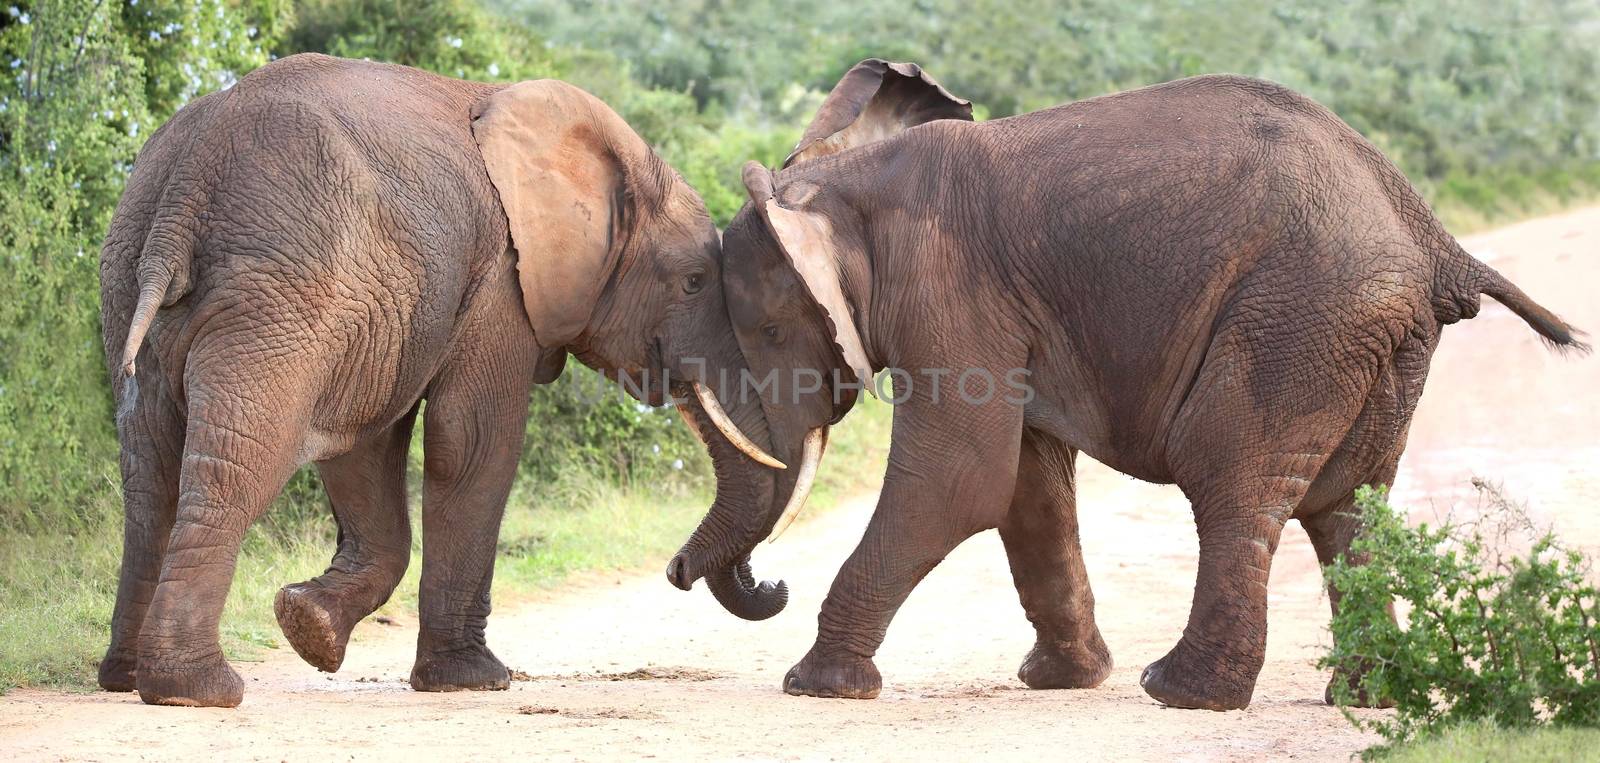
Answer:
xmin=1320 ymin=484 xmax=1600 ymax=748
xmin=0 ymin=0 xmax=280 ymax=532
xmin=515 ymin=0 xmax=1600 ymax=224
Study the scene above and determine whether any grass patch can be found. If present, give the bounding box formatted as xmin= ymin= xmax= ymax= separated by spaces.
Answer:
xmin=0 ymin=493 xmax=336 ymax=690
xmin=1432 ymin=163 xmax=1600 ymax=234
xmin=0 ymin=397 xmax=892 ymax=692
xmin=1373 ymin=721 xmax=1600 ymax=762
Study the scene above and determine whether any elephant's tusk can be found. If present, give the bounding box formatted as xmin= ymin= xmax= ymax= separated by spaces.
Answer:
xmin=768 ymin=427 xmax=826 ymax=543
xmin=692 ymin=382 xmax=786 ymax=470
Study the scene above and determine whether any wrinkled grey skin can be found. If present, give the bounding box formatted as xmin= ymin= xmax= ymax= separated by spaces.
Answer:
xmin=674 ymin=60 xmax=1587 ymax=710
xmin=97 ymin=53 xmax=771 ymax=707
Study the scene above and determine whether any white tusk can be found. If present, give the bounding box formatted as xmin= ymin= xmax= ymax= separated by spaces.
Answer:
xmin=767 ymin=427 xmax=826 ymax=543
xmin=692 ymin=382 xmax=786 ymax=470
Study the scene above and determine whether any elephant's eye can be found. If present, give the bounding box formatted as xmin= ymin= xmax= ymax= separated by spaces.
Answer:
xmin=683 ymin=272 xmax=705 ymax=295
xmin=761 ymin=323 xmax=782 ymax=341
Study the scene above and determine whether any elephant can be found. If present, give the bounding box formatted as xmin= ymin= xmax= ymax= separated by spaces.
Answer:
xmin=97 ymin=52 xmax=783 ymax=707
xmin=665 ymin=60 xmax=1588 ymax=710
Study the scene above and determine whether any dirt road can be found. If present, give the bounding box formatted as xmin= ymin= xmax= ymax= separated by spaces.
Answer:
xmin=4 ymin=207 xmax=1597 ymax=761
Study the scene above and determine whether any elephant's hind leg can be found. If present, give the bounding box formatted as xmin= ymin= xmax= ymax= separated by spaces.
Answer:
xmin=276 ymin=405 xmax=418 ymax=673
xmin=137 ymin=381 xmax=312 ymax=707
xmin=1000 ymin=430 xmax=1112 ymax=690
xmin=1301 ymin=457 xmax=1401 ymax=709
xmin=101 ymin=376 xmax=184 ymax=692
xmin=1142 ymin=323 xmax=1378 ymax=711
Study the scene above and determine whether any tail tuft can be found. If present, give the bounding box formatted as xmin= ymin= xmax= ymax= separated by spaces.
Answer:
xmin=1476 ymin=263 xmax=1590 ymax=356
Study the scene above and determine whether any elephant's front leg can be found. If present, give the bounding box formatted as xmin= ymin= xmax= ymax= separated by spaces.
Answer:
xmin=1000 ymin=430 xmax=1112 ymax=690
xmin=275 ymin=405 xmax=418 ymax=673
xmin=784 ymin=386 xmax=1024 ymax=699
xmin=410 ymin=328 xmax=538 ymax=692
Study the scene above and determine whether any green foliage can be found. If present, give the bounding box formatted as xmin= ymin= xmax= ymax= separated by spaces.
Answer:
xmin=520 ymin=372 xmax=706 ymax=491
xmin=0 ymin=0 xmax=282 ymax=531
xmin=1372 ymin=720 xmax=1600 ymax=762
xmin=1320 ymin=485 xmax=1600 ymax=747
xmin=511 ymin=0 xmax=1600 ymax=222
xmin=283 ymin=0 xmax=557 ymax=81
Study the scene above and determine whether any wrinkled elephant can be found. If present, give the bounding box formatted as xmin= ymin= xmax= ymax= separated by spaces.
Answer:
xmin=98 ymin=53 xmax=780 ymax=707
xmin=666 ymin=60 xmax=1588 ymax=710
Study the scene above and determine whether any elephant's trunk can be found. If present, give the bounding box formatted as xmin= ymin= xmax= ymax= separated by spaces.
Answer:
xmin=666 ymin=389 xmax=789 ymax=620
xmin=706 ymin=556 xmax=788 ymax=621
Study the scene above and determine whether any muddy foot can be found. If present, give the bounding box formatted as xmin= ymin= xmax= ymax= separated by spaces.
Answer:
xmin=136 ymin=653 xmax=244 ymax=708
xmin=1139 ymin=643 xmax=1256 ymax=711
xmin=274 ymin=583 xmax=355 ymax=673
xmin=410 ymin=645 xmax=510 ymax=692
xmin=1017 ymin=635 xmax=1113 ymax=690
xmin=782 ymin=649 xmax=881 ymax=699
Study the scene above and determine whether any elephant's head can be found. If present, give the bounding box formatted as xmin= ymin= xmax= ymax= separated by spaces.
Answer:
xmin=665 ymin=60 xmax=972 ymax=618
xmin=473 ymin=80 xmax=790 ymax=616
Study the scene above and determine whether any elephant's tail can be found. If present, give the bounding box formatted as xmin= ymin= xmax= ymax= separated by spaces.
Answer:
xmin=119 ymin=224 xmax=195 ymax=379
xmin=120 ymin=267 xmax=172 ymax=379
xmin=1361 ymin=136 xmax=1587 ymax=355
xmin=1435 ymin=247 xmax=1589 ymax=355
xmin=1476 ymin=262 xmax=1589 ymax=353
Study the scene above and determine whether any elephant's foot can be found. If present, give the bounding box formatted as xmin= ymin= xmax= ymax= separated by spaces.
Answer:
xmin=97 ymin=649 xmax=138 ymax=692
xmin=1324 ymin=672 xmax=1395 ymax=708
xmin=410 ymin=644 xmax=510 ymax=692
xmin=1139 ymin=640 xmax=1258 ymax=711
xmin=783 ymin=648 xmax=882 ymax=699
xmin=1018 ymin=634 xmax=1113 ymax=690
xmin=274 ymin=583 xmax=357 ymax=673
xmin=136 ymin=652 xmax=244 ymax=708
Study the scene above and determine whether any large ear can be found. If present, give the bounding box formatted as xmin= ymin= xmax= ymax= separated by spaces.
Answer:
xmin=783 ymin=59 xmax=972 ymax=168
xmin=740 ymin=162 xmax=873 ymax=390
xmin=472 ymin=80 xmax=622 ymax=348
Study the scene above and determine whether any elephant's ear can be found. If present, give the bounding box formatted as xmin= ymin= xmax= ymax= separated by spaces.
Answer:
xmin=741 ymin=162 xmax=874 ymax=390
xmin=472 ymin=80 xmax=621 ymax=349
xmin=783 ymin=59 xmax=972 ymax=168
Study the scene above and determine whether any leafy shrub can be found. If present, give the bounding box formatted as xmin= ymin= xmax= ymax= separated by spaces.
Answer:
xmin=521 ymin=368 xmax=705 ymax=490
xmin=1320 ymin=484 xmax=1600 ymax=746
xmin=518 ymin=0 xmax=1600 ymax=223
xmin=0 ymin=0 xmax=278 ymax=532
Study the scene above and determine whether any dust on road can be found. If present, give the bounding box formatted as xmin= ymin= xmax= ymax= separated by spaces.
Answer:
xmin=4 ymin=207 xmax=1597 ymax=761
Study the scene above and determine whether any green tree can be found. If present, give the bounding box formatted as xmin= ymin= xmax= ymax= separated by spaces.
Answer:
xmin=511 ymin=0 xmax=1600 ymax=211
xmin=282 ymin=0 xmax=555 ymax=81
xmin=1 ymin=0 xmax=285 ymax=530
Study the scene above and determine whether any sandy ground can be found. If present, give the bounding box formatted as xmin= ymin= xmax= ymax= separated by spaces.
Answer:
xmin=4 ymin=207 xmax=1597 ymax=761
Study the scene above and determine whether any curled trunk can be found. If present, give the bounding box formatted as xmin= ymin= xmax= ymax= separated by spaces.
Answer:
xmin=705 ymin=556 xmax=788 ymax=621
xmin=666 ymin=395 xmax=787 ymax=620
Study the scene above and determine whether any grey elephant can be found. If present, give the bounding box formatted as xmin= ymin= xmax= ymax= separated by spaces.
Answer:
xmin=663 ymin=60 xmax=1588 ymax=710
xmin=98 ymin=53 xmax=780 ymax=707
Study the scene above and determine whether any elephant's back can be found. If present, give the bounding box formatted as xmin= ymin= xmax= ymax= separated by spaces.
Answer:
xmin=210 ymin=53 xmax=505 ymax=262
xmin=131 ymin=54 xmax=504 ymax=313
xmin=951 ymin=76 xmax=1437 ymax=474
xmin=107 ymin=55 xmax=512 ymax=427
